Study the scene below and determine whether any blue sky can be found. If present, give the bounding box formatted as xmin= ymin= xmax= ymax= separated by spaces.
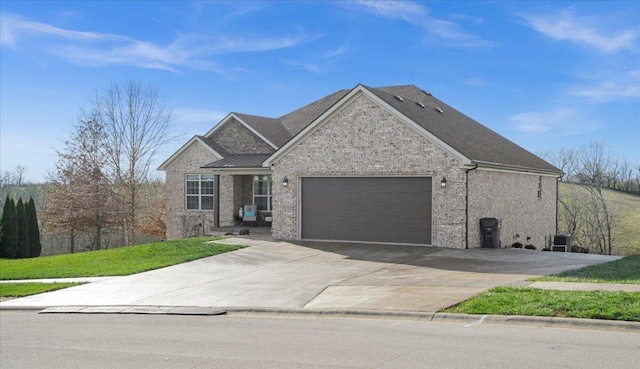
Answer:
xmin=1 ymin=1 xmax=639 ymax=182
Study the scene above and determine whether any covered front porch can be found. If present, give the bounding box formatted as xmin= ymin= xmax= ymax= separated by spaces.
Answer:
xmin=204 ymin=154 xmax=274 ymax=230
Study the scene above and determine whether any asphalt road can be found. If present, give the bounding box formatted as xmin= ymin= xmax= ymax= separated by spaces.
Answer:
xmin=1 ymin=312 xmax=638 ymax=369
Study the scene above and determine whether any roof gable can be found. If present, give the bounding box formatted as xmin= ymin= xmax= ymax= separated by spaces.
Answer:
xmin=157 ymin=135 xmax=225 ymax=171
xmin=265 ymin=84 xmax=561 ymax=175
xmin=264 ymin=85 xmax=471 ymax=167
xmin=205 ymin=113 xmax=279 ymax=150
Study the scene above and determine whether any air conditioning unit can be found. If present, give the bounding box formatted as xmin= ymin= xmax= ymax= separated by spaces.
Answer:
xmin=552 ymin=234 xmax=571 ymax=252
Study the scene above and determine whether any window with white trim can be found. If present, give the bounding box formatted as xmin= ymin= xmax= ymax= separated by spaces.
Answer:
xmin=186 ymin=174 xmax=215 ymax=210
xmin=253 ymin=175 xmax=272 ymax=211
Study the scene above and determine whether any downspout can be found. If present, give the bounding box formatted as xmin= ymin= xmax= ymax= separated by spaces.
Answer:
xmin=552 ymin=177 xmax=561 ymax=239
xmin=465 ymin=165 xmax=479 ymax=249
xmin=214 ymin=174 xmax=220 ymax=228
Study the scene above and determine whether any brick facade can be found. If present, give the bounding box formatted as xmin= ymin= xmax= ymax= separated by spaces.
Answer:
xmin=467 ymin=169 xmax=557 ymax=249
xmin=271 ymin=93 xmax=467 ymax=247
xmin=164 ymin=142 xmax=219 ymax=239
xmin=163 ymin=89 xmax=559 ymax=249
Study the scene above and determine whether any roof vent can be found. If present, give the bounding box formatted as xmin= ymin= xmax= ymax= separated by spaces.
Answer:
xmin=435 ymin=107 xmax=443 ymax=114
xmin=393 ymin=95 xmax=404 ymax=102
xmin=416 ymin=102 xmax=425 ymax=108
xmin=422 ymin=90 xmax=432 ymax=96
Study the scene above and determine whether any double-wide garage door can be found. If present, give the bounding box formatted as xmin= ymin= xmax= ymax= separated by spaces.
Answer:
xmin=301 ymin=177 xmax=432 ymax=244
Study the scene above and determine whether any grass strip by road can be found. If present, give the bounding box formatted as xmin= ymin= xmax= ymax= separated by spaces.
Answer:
xmin=530 ymin=255 xmax=640 ymax=284
xmin=444 ymin=286 xmax=640 ymax=322
xmin=0 ymin=282 xmax=83 ymax=298
xmin=0 ymin=237 xmax=243 ymax=280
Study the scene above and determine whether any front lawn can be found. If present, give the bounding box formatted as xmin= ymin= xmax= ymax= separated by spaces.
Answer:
xmin=0 ymin=282 xmax=83 ymax=298
xmin=530 ymin=255 xmax=640 ymax=284
xmin=444 ymin=286 xmax=640 ymax=322
xmin=0 ymin=237 xmax=243 ymax=280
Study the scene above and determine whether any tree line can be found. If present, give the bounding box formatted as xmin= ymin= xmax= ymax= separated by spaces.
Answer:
xmin=0 ymin=196 xmax=41 ymax=258
xmin=540 ymin=141 xmax=640 ymax=194
xmin=541 ymin=141 xmax=638 ymax=255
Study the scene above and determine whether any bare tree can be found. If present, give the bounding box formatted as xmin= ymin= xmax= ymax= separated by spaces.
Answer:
xmin=576 ymin=141 xmax=614 ymax=187
xmin=539 ymin=148 xmax=577 ymax=182
xmin=15 ymin=165 xmax=27 ymax=186
xmin=93 ymin=80 xmax=173 ymax=245
xmin=43 ymin=117 xmax=119 ymax=252
xmin=577 ymin=142 xmax=616 ymax=254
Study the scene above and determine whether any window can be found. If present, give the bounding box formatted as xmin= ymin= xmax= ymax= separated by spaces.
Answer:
xmin=537 ymin=176 xmax=542 ymax=199
xmin=253 ymin=175 xmax=272 ymax=211
xmin=186 ymin=174 xmax=215 ymax=210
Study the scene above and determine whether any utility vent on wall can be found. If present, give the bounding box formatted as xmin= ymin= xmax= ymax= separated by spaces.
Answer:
xmin=393 ymin=95 xmax=404 ymax=102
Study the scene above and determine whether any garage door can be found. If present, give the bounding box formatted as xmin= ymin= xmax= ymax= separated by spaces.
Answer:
xmin=301 ymin=177 xmax=432 ymax=244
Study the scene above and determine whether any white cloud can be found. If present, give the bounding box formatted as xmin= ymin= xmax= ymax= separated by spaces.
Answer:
xmin=1 ymin=12 xmax=127 ymax=47
xmin=570 ymin=82 xmax=640 ymax=101
xmin=322 ymin=45 xmax=350 ymax=59
xmin=351 ymin=0 xmax=427 ymax=23
xmin=0 ymin=12 xmax=319 ymax=73
xmin=173 ymin=108 xmax=227 ymax=124
xmin=449 ymin=13 xmax=484 ymax=25
xmin=522 ymin=8 xmax=637 ymax=53
xmin=510 ymin=108 xmax=598 ymax=136
xmin=285 ymin=60 xmax=320 ymax=72
xmin=466 ymin=78 xmax=487 ymax=86
xmin=344 ymin=1 xmax=496 ymax=47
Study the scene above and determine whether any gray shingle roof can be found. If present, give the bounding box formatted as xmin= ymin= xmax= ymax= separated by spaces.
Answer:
xmin=196 ymin=135 xmax=229 ymax=157
xmin=203 ymin=154 xmax=272 ymax=169
xmin=279 ymin=89 xmax=350 ymax=136
xmin=191 ymin=84 xmax=560 ymax=174
xmin=366 ymin=85 xmax=562 ymax=174
xmin=233 ymin=113 xmax=292 ymax=147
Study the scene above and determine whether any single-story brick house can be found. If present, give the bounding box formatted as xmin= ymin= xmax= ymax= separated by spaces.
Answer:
xmin=159 ymin=84 xmax=562 ymax=249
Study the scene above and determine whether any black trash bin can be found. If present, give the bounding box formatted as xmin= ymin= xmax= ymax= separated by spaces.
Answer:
xmin=480 ymin=218 xmax=501 ymax=248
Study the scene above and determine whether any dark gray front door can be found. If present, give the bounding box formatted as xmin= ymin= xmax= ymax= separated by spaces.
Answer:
xmin=301 ymin=177 xmax=432 ymax=244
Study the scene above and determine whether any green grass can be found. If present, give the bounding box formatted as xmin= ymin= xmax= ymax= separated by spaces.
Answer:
xmin=444 ymin=286 xmax=640 ymax=322
xmin=530 ymin=255 xmax=640 ymax=284
xmin=559 ymin=183 xmax=640 ymax=256
xmin=0 ymin=237 xmax=243 ymax=280
xmin=0 ymin=282 xmax=83 ymax=297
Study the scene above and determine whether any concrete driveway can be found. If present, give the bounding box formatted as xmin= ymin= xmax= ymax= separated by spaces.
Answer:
xmin=0 ymin=237 xmax=620 ymax=312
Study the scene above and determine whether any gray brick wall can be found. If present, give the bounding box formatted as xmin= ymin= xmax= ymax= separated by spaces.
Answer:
xmin=468 ymin=169 xmax=557 ymax=249
xmin=271 ymin=93 xmax=467 ymax=248
xmin=209 ymin=117 xmax=275 ymax=154
xmin=164 ymin=143 xmax=219 ymax=239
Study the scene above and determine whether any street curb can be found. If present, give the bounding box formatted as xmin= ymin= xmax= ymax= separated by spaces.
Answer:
xmin=226 ymin=307 xmax=437 ymax=320
xmin=431 ymin=313 xmax=640 ymax=333
xmin=2 ymin=305 xmax=638 ymax=332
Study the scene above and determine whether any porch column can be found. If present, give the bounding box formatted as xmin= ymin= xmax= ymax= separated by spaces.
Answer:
xmin=218 ymin=175 xmax=236 ymax=226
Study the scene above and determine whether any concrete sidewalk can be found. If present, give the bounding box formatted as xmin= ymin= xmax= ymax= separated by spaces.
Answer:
xmin=528 ymin=281 xmax=640 ymax=292
xmin=0 ymin=237 xmax=625 ymax=312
